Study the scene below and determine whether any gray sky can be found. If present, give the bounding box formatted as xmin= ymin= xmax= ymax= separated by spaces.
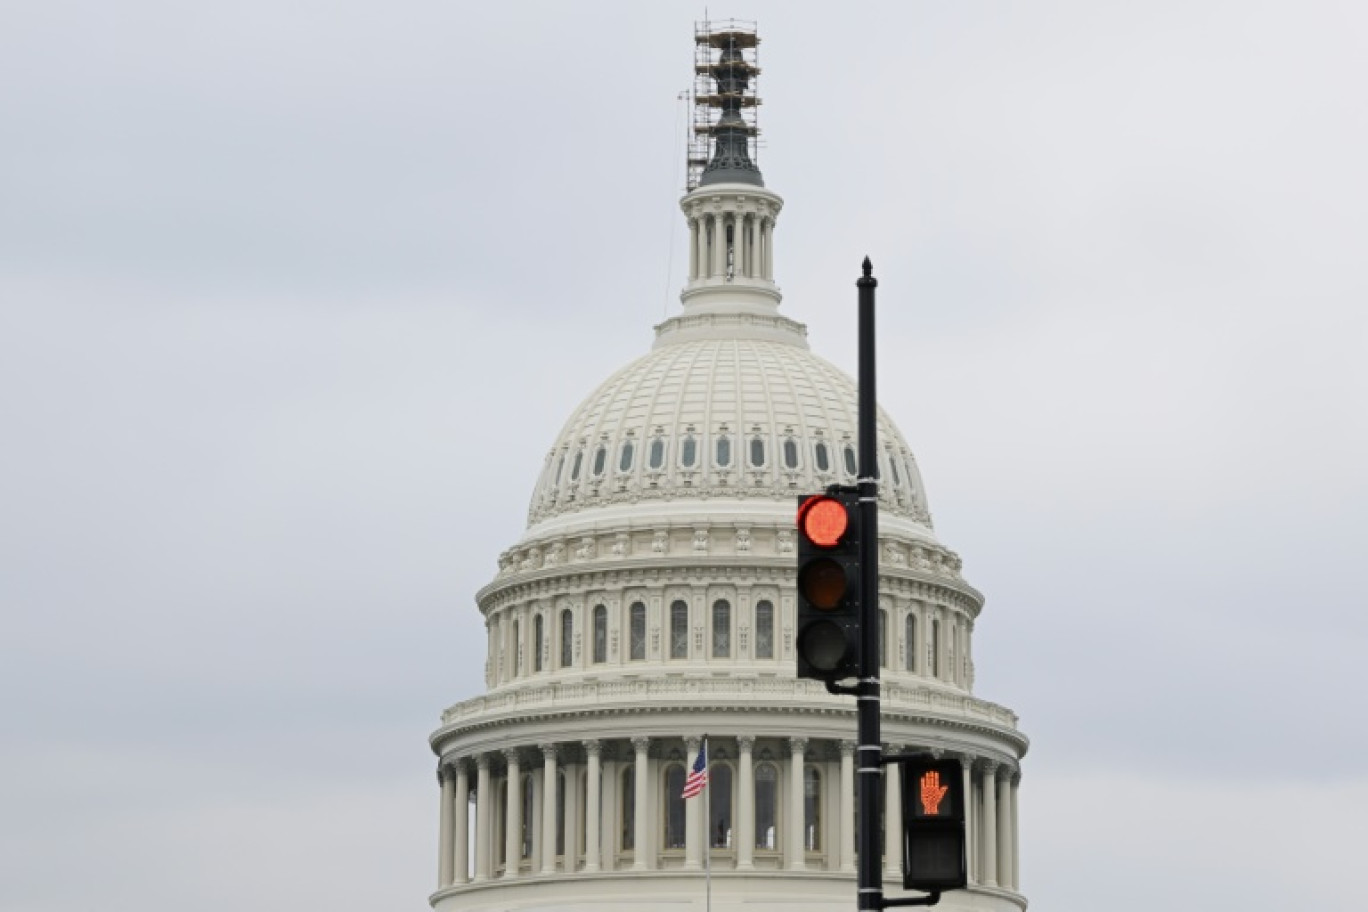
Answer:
xmin=2 ymin=2 xmax=1365 ymax=910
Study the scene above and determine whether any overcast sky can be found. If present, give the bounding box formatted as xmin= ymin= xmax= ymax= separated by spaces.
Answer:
xmin=2 ymin=2 xmax=1365 ymax=910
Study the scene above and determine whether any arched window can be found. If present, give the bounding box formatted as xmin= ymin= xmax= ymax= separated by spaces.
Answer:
xmin=621 ymin=766 xmax=635 ymax=851
xmin=521 ymin=773 xmax=534 ymax=859
xmin=629 ymin=602 xmax=646 ymax=661
xmin=571 ymin=449 xmax=583 ymax=480
xmin=592 ymin=605 xmax=607 ymax=664
xmin=555 ymin=454 xmax=566 ymax=486
xmin=512 ymin=620 xmax=521 ymax=676
xmin=904 ymin=613 xmax=916 ymax=672
xmin=783 ymin=438 xmax=799 ymax=469
xmin=716 ymin=435 xmax=732 ymax=468
xmin=879 ymin=609 xmax=888 ymax=669
xmin=843 ymin=445 xmax=857 ymax=477
xmin=664 ymin=764 xmax=687 ymax=849
xmin=533 ymin=614 xmax=544 ymax=672
xmin=749 ymin=437 xmax=766 ymax=468
xmin=947 ymin=620 xmax=956 ymax=682
xmin=754 ymin=762 xmax=779 ymax=849
xmin=560 ymin=609 xmax=574 ymax=668
xmin=814 ymin=440 xmax=830 ymax=472
xmin=619 ymin=439 xmax=635 ymax=472
xmin=712 ymin=600 xmax=731 ymax=657
xmin=592 ymin=444 xmax=607 ymax=476
xmin=930 ymin=618 xmax=941 ymax=678
xmin=710 ymin=763 xmax=734 ymax=847
xmin=889 ymin=453 xmax=901 ymax=487
xmin=754 ymin=600 xmax=774 ymax=659
xmin=804 ymin=767 xmax=822 ymax=851
xmin=649 ymin=438 xmax=666 ymax=470
xmin=670 ymin=601 xmax=689 ymax=659
xmin=681 ymin=435 xmax=697 ymax=468
xmin=556 ymin=770 xmax=567 ymax=857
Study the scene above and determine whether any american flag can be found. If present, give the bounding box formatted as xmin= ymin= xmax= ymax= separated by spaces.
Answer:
xmin=682 ymin=739 xmax=708 ymax=799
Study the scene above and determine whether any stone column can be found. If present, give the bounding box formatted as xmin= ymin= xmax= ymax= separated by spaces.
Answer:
xmin=687 ymin=217 xmax=698 ymax=280
xmin=747 ymin=214 xmax=758 ymax=277
xmin=839 ymin=740 xmax=856 ymax=872
xmin=684 ymin=736 xmax=703 ymax=870
xmin=562 ymin=760 xmax=579 ymax=871
xmin=474 ymin=754 xmax=492 ymax=882
xmin=737 ymin=735 xmax=756 ymax=870
xmin=997 ymin=767 xmax=1013 ymax=889
xmin=979 ymin=761 xmax=998 ymax=887
xmin=438 ymin=764 xmax=455 ymax=888
xmin=712 ymin=213 xmax=726 ymax=278
xmin=959 ymin=755 xmax=975 ymax=885
xmin=762 ymin=218 xmax=773 ymax=279
xmin=1011 ymin=773 xmax=1021 ymax=890
xmin=787 ymin=737 xmax=807 ymax=870
xmin=632 ymin=737 xmax=651 ymax=869
xmin=504 ymin=750 xmax=522 ymax=877
xmin=883 ymin=745 xmax=903 ymax=879
xmin=584 ymin=741 xmax=602 ymax=872
xmin=540 ymin=745 xmax=558 ymax=874
xmin=453 ymin=762 xmax=470 ymax=884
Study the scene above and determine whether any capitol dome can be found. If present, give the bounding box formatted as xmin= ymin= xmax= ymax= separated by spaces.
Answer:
xmin=428 ymin=21 xmax=1026 ymax=912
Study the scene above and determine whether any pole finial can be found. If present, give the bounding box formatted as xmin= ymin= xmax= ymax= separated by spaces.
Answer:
xmin=862 ymin=256 xmax=873 ymax=276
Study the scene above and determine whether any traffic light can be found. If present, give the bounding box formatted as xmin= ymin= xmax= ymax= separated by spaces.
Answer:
xmin=794 ymin=492 xmax=861 ymax=681
xmin=900 ymin=758 xmax=967 ymax=892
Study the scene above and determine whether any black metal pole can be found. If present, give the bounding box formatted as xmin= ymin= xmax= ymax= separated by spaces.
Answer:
xmin=856 ymin=257 xmax=883 ymax=911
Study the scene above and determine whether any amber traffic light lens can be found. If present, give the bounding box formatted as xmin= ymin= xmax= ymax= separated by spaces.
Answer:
xmin=799 ymin=497 xmax=848 ymax=548
xmin=798 ymin=557 xmax=846 ymax=609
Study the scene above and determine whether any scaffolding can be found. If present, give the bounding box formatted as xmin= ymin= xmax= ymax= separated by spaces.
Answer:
xmin=686 ymin=19 xmax=761 ymax=191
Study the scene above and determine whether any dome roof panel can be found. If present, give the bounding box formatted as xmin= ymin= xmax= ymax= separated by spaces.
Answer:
xmin=526 ymin=335 xmax=934 ymax=534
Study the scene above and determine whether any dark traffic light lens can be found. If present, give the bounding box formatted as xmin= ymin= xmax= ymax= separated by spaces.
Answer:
xmin=798 ymin=620 xmax=849 ymax=672
xmin=798 ymin=557 xmax=846 ymax=609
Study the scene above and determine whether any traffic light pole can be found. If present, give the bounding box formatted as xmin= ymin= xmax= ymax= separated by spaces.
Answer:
xmin=854 ymin=257 xmax=883 ymax=912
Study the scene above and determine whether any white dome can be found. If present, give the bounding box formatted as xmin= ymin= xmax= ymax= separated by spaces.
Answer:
xmin=525 ymin=310 xmax=934 ymax=539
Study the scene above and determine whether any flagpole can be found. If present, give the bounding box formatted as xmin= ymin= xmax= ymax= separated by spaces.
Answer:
xmin=703 ymin=736 xmax=712 ymax=912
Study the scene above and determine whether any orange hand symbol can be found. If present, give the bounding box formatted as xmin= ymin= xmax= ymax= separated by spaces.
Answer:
xmin=920 ymin=770 xmax=949 ymax=815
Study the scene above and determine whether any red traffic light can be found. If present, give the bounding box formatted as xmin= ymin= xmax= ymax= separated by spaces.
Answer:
xmin=797 ymin=496 xmax=849 ymax=548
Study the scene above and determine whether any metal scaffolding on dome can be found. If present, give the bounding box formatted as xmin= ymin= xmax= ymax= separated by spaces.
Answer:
xmin=686 ymin=19 xmax=762 ymax=191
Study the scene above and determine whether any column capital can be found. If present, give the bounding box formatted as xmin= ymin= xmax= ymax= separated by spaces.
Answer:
xmin=630 ymin=735 xmax=651 ymax=753
xmin=539 ymin=743 xmax=559 ymax=762
xmin=977 ymin=758 xmax=999 ymax=776
xmin=737 ymin=734 xmax=755 ymax=751
xmin=502 ymin=747 xmax=522 ymax=767
xmin=582 ymin=739 xmax=602 ymax=758
xmin=475 ymin=752 xmax=491 ymax=771
xmin=996 ymin=763 xmax=1016 ymax=783
xmin=788 ymin=736 xmax=808 ymax=755
xmin=685 ymin=736 xmax=702 ymax=753
xmin=839 ymin=740 xmax=857 ymax=757
xmin=958 ymin=753 xmax=977 ymax=770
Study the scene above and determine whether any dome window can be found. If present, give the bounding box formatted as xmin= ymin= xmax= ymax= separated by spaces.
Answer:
xmin=649 ymin=438 xmax=666 ymax=471
xmin=669 ymin=600 xmax=689 ymax=659
xmin=560 ymin=609 xmax=574 ymax=668
xmin=592 ymin=605 xmax=607 ymax=664
xmin=629 ymin=602 xmax=646 ymax=661
xmin=749 ymin=437 xmax=766 ymax=468
xmin=814 ymin=441 xmax=830 ymax=472
xmin=592 ymin=445 xmax=607 ymax=477
xmin=889 ymin=455 xmax=901 ymax=486
xmin=716 ymin=435 xmax=732 ymax=468
xmin=681 ymin=435 xmax=698 ymax=468
xmin=782 ymin=438 xmax=799 ymax=470
xmin=754 ymin=600 xmax=774 ymax=659
xmin=571 ymin=449 xmax=583 ymax=481
xmin=556 ymin=454 xmax=566 ymax=485
xmin=712 ymin=600 xmax=731 ymax=657
xmin=619 ymin=440 xmax=635 ymax=472
xmin=843 ymin=445 xmax=857 ymax=477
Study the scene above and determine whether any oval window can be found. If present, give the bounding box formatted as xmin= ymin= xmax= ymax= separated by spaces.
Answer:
xmin=889 ymin=455 xmax=901 ymax=486
xmin=681 ymin=436 xmax=697 ymax=468
xmin=649 ymin=438 xmax=665 ymax=470
xmin=571 ymin=450 xmax=583 ymax=480
xmin=750 ymin=437 xmax=765 ymax=468
xmin=843 ymin=445 xmax=857 ymax=477
xmin=716 ymin=436 xmax=731 ymax=467
xmin=783 ymin=439 xmax=798 ymax=469
xmin=619 ymin=440 xmax=634 ymax=472
xmin=593 ymin=445 xmax=606 ymax=476
xmin=814 ymin=441 xmax=830 ymax=472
